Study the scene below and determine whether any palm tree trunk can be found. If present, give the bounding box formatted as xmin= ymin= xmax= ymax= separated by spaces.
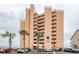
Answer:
xmin=37 ymin=37 xmax=39 ymax=54
xmin=24 ymin=34 xmax=26 ymax=53
xmin=53 ymin=40 xmax=55 ymax=54
xmin=9 ymin=37 xmax=12 ymax=49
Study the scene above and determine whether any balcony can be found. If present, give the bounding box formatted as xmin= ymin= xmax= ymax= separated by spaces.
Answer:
xmin=52 ymin=19 xmax=56 ymax=21
xmin=33 ymin=42 xmax=44 ymax=44
xmin=34 ymin=42 xmax=37 ymax=44
xmin=38 ymin=28 xmax=44 ymax=31
xmin=51 ymin=42 xmax=56 ymax=44
xmin=52 ymin=27 xmax=56 ymax=29
xmin=34 ymin=28 xmax=37 ymax=30
xmin=51 ymin=30 xmax=56 ymax=33
xmin=38 ymin=18 xmax=45 ymax=21
xmin=51 ymin=38 xmax=56 ymax=40
xmin=34 ymin=20 xmax=37 ymax=23
xmin=39 ymin=42 xmax=44 ymax=44
xmin=52 ymin=23 xmax=56 ymax=25
xmin=38 ymin=25 xmax=44 ymax=28
xmin=39 ymin=39 xmax=44 ymax=41
xmin=51 ymin=15 xmax=56 ymax=18
xmin=38 ymin=14 xmax=44 ymax=18
xmin=34 ymin=24 xmax=37 ymax=26
xmin=34 ymin=39 xmax=37 ymax=40
xmin=51 ymin=34 xmax=56 ymax=36
xmin=34 ymin=17 xmax=37 ymax=19
xmin=38 ymin=21 xmax=44 ymax=24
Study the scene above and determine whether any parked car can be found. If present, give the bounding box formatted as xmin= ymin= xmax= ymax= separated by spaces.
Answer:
xmin=3 ymin=48 xmax=12 ymax=53
xmin=14 ymin=48 xmax=20 ymax=51
xmin=17 ymin=48 xmax=31 ymax=53
xmin=17 ymin=49 xmax=24 ymax=53
xmin=0 ymin=49 xmax=5 ymax=53
xmin=44 ymin=49 xmax=50 ymax=52
xmin=47 ymin=49 xmax=53 ymax=52
xmin=70 ymin=49 xmax=79 ymax=53
xmin=64 ymin=48 xmax=72 ymax=52
xmin=38 ymin=49 xmax=44 ymax=52
xmin=26 ymin=48 xmax=31 ymax=52
xmin=57 ymin=48 xmax=63 ymax=52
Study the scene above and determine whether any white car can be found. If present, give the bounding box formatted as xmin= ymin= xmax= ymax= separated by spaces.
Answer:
xmin=17 ymin=49 xmax=25 ymax=53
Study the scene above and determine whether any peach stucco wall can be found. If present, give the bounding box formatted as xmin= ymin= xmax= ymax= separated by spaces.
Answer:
xmin=20 ymin=5 xmax=64 ymax=49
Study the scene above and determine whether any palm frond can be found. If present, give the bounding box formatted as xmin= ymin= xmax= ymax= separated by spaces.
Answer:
xmin=19 ymin=30 xmax=29 ymax=35
xmin=35 ymin=32 xmax=43 ymax=38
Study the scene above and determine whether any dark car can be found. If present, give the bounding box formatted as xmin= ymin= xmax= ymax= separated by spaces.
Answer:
xmin=64 ymin=48 xmax=72 ymax=52
xmin=27 ymin=48 xmax=31 ymax=52
xmin=3 ymin=48 xmax=12 ymax=53
xmin=57 ymin=48 xmax=63 ymax=51
xmin=38 ymin=49 xmax=44 ymax=52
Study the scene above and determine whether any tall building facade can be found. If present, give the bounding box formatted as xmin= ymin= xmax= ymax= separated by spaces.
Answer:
xmin=20 ymin=4 xmax=64 ymax=50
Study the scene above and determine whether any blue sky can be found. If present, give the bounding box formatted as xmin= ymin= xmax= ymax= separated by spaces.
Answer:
xmin=0 ymin=4 xmax=79 ymax=48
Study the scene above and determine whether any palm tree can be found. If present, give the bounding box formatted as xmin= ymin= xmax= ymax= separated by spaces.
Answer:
xmin=19 ymin=30 xmax=29 ymax=53
xmin=53 ymin=43 xmax=56 ymax=54
xmin=1 ymin=32 xmax=16 ymax=49
xmin=53 ymin=39 xmax=56 ymax=54
xmin=35 ymin=32 xmax=43 ymax=53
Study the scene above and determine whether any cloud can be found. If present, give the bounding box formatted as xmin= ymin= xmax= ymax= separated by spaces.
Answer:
xmin=0 ymin=5 xmax=26 ymax=48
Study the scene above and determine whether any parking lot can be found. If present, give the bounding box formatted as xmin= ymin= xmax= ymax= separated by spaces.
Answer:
xmin=0 ymin=48 xmax=79 ymax=54
xmin=8 ymin=50 xmax=74 ymax=54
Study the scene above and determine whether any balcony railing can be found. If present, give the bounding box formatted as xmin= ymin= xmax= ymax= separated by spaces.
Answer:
xmin=51 ymin=38 xmax=56 ymax=40
xmin=51 ymin=42 xmax=56 ymax=44
xmin=51 ymin=34 xmax=56 ymax=36
xmin=52 ymin=23 xmax=56 ymax=25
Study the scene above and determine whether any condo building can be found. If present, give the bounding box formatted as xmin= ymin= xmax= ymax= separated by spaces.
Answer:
xmin=70 ymin=29 xmax=79 ymax=48
xmin=20 ymin=4 xmax=64 ymax=50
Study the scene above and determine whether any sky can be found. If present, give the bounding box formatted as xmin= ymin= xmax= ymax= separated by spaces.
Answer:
xmin=0 ymin=4 xmax=79 ymax=48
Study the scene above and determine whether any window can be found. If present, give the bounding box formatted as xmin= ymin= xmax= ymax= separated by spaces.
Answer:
xmin=39 ymin=39 xmax=44 ymax=41
xmin=34 ymin=42 xmax=37 ymax=44
xmin=73 ymin=45 xmax=77 ymax=48
xmin=51 ymin=34 xmax=56 ymax=36
xmin=52 ymin=23 xmax=56 ymax=25
xmin=52 ymin=27 xmax=56 ymax=29
xmin=38 ymin=18 xmax=44 ymax=21
xmin=51 ymin=38 xmax=56 ymax=40
xmin=34 ymin=39 xmax=37 ymax=40
xmin=34 ymin=24 xmax=37 ymax=26
xmin=38 ymin=22 xmax=44 ymax=24
xmin=51 ymin=42 xmax=56 ymax=44
xmin=39 ymin=42 xmax=44 ymax=44
xmin=52 ymin=19 xmax=56 ymax=21
xmin=34 ymin=20 xmax=37 ymax=23
xmin=46 ymin=36 xmax=50 ymax=40
xmin=34 ymin=17 xmax=37 ymax=19
xmin=52 ymin=30 xmax=56 ymax=33
xmin=38 ymin=28 xmax=44 ymax=31
xmin=52 ymin=15 xmax=56 ymax=17
xmin=34 ymin=28 xmax=37 ymax=30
